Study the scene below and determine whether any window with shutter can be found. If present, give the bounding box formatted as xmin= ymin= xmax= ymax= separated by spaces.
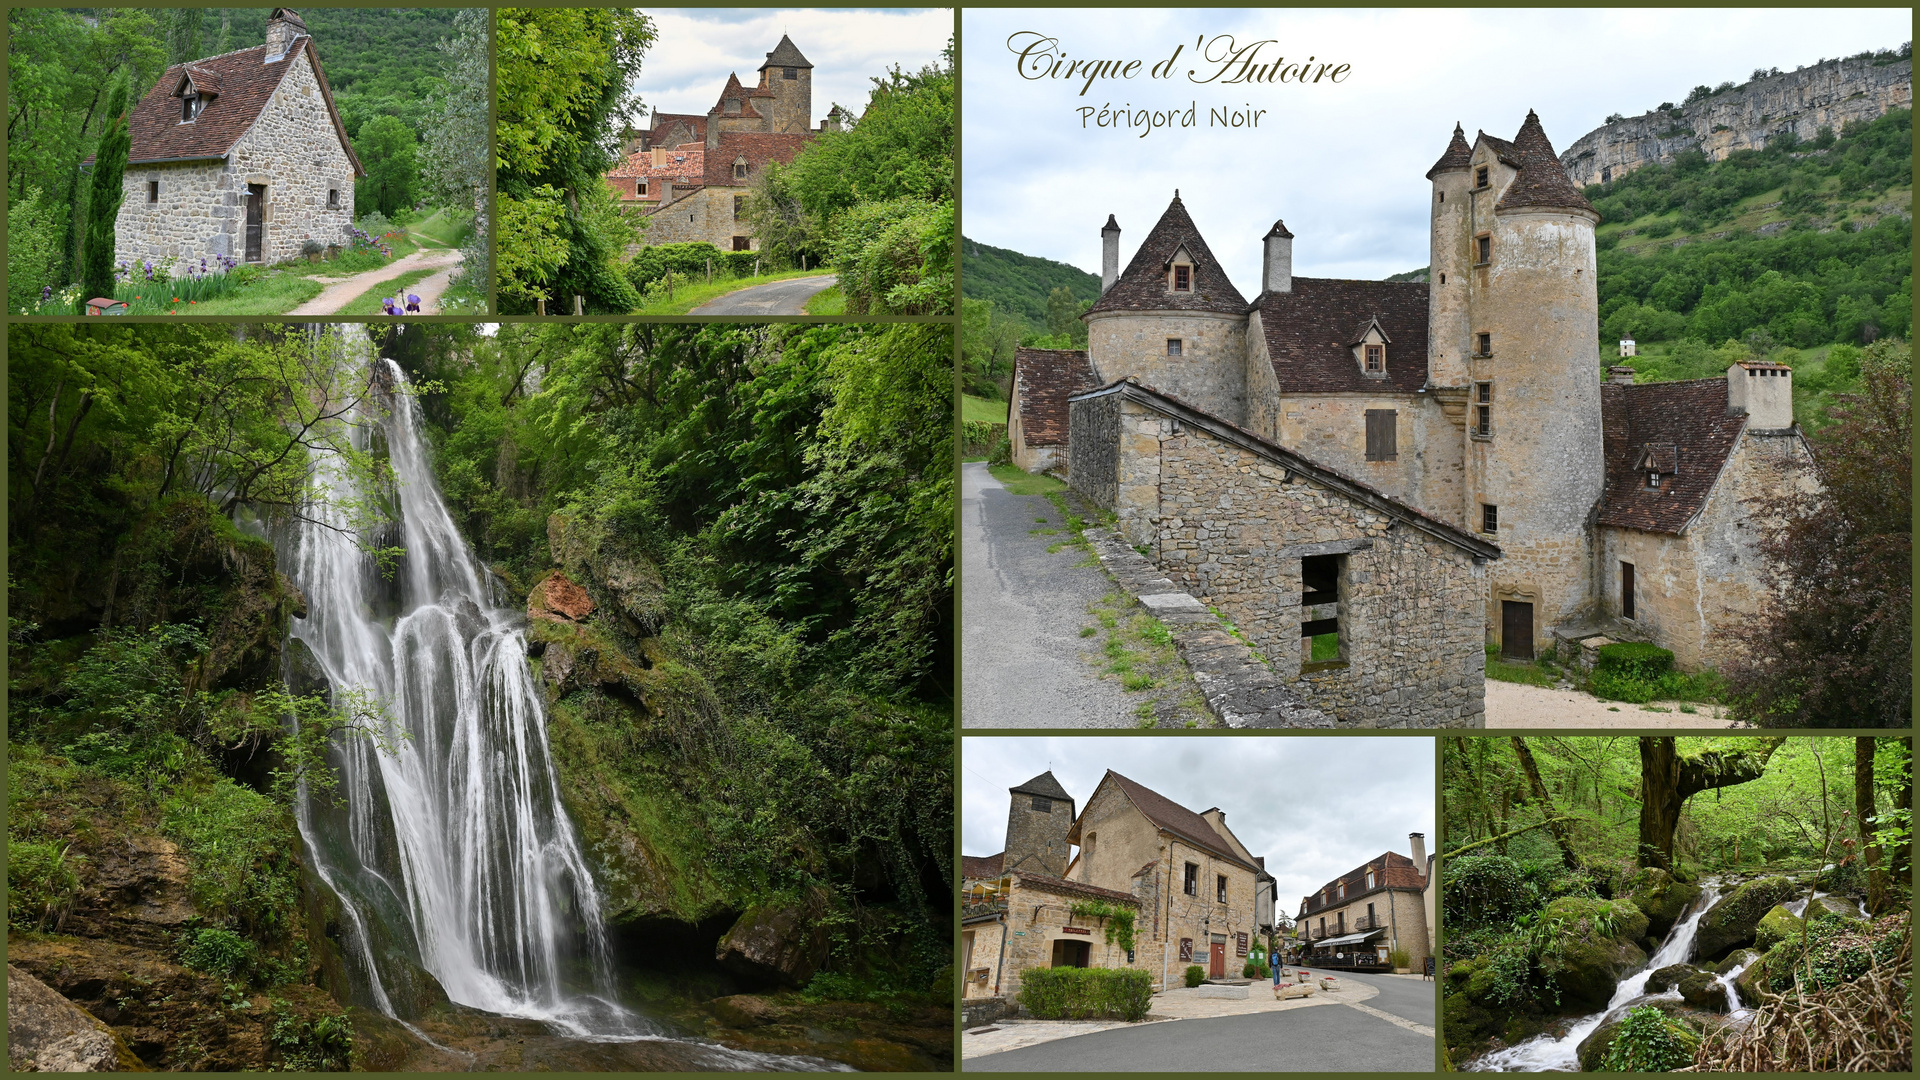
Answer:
xmin=1184 ymin=863 xmax=1199 ymax=896
xmin=1365 ymin=410 xmax=1398 ymax=461
xmin=1031 ymin=796 xmax=1051 ymax=813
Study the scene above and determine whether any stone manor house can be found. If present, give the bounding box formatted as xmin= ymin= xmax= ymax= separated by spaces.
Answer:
xmin=1011 ymin=112 xmax=1816 ymax=725
xmin=111 ymin=9 xmax=361 ymax=269
xmin=1289 ymin=834 xmax=1434 ymax=972
xmin=605 ymin=35 xmax=844 ymax=251
xmin=961 ymin=770 xmax=1275 ymax=1006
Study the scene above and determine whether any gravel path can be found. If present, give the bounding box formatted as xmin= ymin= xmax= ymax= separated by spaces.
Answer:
xmin=960 ymin=463 xmax=1144 ymax=729
xmin=286 ymin=248 xmax=462 ymax=315
xmin=689 ymin=274 xmax=836 ymax=315
xmin=1484 ymin=680 xmax=1737 ymax=727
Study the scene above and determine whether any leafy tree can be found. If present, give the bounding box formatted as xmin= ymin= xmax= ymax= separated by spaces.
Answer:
xmin=79 ymin=77 xmax=130 ymax=304
xmin=1637 ymin=738 xmax=1782 ymax=869
xmin=1045 ymin=285 xmax=1091 ymax=344
xmin=7 ymin=186 xmax=65 ymax=313
xmin=352 ymin=114 xmax=416 ymax=217
xmin=416 ymin=8 xmax=491 ymax=287
xmin=1721 ymin=339 xmax=1911 ymax=724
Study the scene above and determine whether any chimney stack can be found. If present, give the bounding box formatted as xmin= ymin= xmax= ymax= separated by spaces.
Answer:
xmin=1263 ymin=220 xmax=1294 ymax=295
xmin=1608 ymin=365 xmax=1637 ymax=385
xmin=1100 ymin=214 xmax=1121 ymax=294
xmin=1727 ymin=362 xmax=1794 ymax=429
xmin=659 ymin=178 xmax=673 ymax=206
xmin=705 ymin=110 xmax=720 ymax=150
xmin=265 ymin=8 xmax=306 ymax=59
xmin=1409 ymin=832 xmax=1427 ymax=870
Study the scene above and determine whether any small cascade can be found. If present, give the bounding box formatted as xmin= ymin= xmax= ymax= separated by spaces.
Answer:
xmin=1470 ymin=881 xmax=1724 ymax=1072
xmin=1714 ymin=955 xmax=1755 ymax=1018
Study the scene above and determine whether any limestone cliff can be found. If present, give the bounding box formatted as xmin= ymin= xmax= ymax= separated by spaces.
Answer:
xmin=1561 ymin=52 xmax=1912 ymax=188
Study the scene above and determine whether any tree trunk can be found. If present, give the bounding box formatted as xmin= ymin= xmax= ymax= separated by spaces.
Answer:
xmin=1511 ymin=738 xmax=1582 ymax=871
xmin=1638 ymin=737 xmax=1785 ymax=870
xmin=1856 ymin=738 xmax=1887 ymax=915
xmin=1444 ymin=817 xmax=1575 ymax=858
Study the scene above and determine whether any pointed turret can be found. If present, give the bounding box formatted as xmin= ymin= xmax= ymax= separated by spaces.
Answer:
xmin=759 ymin=33 xmax=813 ymax=71
xmin=1086 ymin=194 xmax=1248 ymax=316
xmin=1425 ymin=122 xmax=1473 ymax=179
xmin=1495 ymin=110 xmax=1595 ymax=214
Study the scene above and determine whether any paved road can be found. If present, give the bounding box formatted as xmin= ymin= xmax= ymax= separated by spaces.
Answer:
xmin=689 ymin=274 xmax=837 ymax=315
xmin=960 ymin=462 xmax=1141 ymax=728
xmin=965 ymin=976 xmax=1436 ymax=1072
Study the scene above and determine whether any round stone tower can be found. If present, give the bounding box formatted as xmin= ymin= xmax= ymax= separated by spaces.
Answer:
xmin=1425 ymin=123 xmax=1475 ymax=389
xmin=1458 ymin=112 xmax=1605 ymax=656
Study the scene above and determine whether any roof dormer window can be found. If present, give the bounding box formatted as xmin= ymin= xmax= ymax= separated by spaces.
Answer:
xmin=1475 ymin=165 xmax=1489 ymax=188
xmin=733 ymin=157 xmax=748 ymax=180
xmin=1365 ymin=344 xmax=1384 ymax=372
xmin=1172 ymin=264 xmax=1191 ymax=291
xmin=181 ymin=93 xmax=204 ymax=122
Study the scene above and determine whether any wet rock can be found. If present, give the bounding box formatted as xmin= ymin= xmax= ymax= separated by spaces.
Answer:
xmin=548 ymin=513 xmax=669 ymax=634
xmin=1753 ymin=904 xmax=1804 ymax=952
xmin=7 ymin=963 xmax=143 ymax=1072
xmin=1675 ymin=969 xmax=1729 ymax=1011
xmin=1696 ymin=876 xmax=1797 ymax=960
xmin=1714 ymin=948 xmax=1760 ymax=977
xmin=528 ymin=570 xmax=595 ymax=623
xmin=1534 ymin=897 xmax=1650 ymax=1012
xmin=1806 ymin=895 xmax=1865 ymax=922
xmin=1645 ymin=963 xmax=1704 ymax=993
xmin=709 ymin=993 xmax=787 ymax=1028
xmin=1625 ymin=867 xmax=1702 ymax=939
xmin=1576 ymin=1001 xmax=1693 ymax=1071
xmin=716 ymin=890 xmax=832 ymax=987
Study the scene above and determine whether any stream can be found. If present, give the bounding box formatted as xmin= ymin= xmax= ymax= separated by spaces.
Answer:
xmin=278 ymin=330 xmax=845 ymax=1070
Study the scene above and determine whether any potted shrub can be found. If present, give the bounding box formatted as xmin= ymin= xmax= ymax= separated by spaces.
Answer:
xmin=302 ymin=239 xmax=325 ymax=264
xmin=1389 ymin=947 xmax=1412 ymax=974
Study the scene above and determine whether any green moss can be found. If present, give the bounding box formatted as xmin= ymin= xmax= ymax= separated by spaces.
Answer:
xmin=1753 ymin=904 xmax=1804 ymax=952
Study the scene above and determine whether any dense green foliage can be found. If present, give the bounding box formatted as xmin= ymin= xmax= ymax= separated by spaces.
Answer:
xmin=960 ymin=236 xmax=1101 ymax=328
xmin=353 ymin=115 xmax=417 ymax=218
xmin=1600 ymin=1005 xmax=1700 ymax=1071
xmin=1017 ymin=967 xmax=1154 ymax=1022
xmin=79 ymin=78 xmax=130 ymax=304
xmin=1184 ymin=964 xmax=1206 ymax=988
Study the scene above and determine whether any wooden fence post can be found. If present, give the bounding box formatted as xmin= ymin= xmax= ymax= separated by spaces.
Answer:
xmin=536 ymin=298 xmax=546 ymax=316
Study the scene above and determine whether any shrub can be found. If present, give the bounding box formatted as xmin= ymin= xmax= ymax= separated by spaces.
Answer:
xmin=179 ymin=925 xmax=257 ymax=980
xmin=161 ymin=779 xmax=302 ymax=944
xmin=1596 ymin=641 xmax=1675 ymax=679
xmin=1185 ymin=964 xmax=1206 ymax=988
xmin=1591 ymin=642 xmax=1680 ymax=702
xmin=1601 ymin=1004 xmax=1700 ymax=1071
xmin=1243 ymin=960 xmax=1270 ymax=979
xmin=829 ymin=197 xmax=954 ymax=315
xmin=1388 ymin=948 xmax=1412 ymax=970
xmin=625 ymin=241 xmax=763 ymax=292
xmin=7 ymin=839 xmax=79 ymax=931
xmin=1018 ymin=967 xmax=1153 ymax=1022
xmin=1443 ymin=855 xmax=1542 ymax=929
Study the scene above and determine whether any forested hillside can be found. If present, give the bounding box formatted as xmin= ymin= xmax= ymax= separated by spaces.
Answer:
xmin=960 ymin=237 xmax=1101 ymax=328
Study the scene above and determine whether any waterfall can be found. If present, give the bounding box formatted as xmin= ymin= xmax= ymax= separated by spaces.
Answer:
xmin=1469 ymin=881 xmax=1724 ymax=1072
xmin=281 ymin=329 xmax=638 ymax=1039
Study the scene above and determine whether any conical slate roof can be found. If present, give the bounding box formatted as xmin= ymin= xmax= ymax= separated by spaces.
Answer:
xmin=1086 ymin=194 xmax=1250 ymax=316
xmin=1010 ymin=770 xmax=1074 ymax=803
xmin=760 ymin=34 xmax=812 ymax=70
xmin=1424 ymin=123 xmax=1472 ymax=179
xmin=1495 ymin=110 xmax=1594 ymax=213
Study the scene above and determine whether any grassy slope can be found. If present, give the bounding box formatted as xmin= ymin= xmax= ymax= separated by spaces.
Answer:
xmin=804 ymin=284 xmax=845 ymax=315
xmin=961 ymin=236 xmax=1101 ymax=327
xmin=962 ymin=394 xmax=1007 ymax=424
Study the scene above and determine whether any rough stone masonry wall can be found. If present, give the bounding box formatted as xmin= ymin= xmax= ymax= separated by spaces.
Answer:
xmin=116 ymin=161 xmax=231 ymax=268
xmin=1087 ymin=312 xmax=1248 ymax=426
xmin=1003 ymin=791 xmax=1075 ymax=878
xmin=1066 ymin=392 xmax=1121 ymax=499
xmin=224 ymin=50 xmax=356 ymax=264
xmin=1157 ymin=836 xmax=1261 ymax=983
xmin=993 ymin=883 xmax=1139 ymax=1000
xmin=641 ymin=187 xmax=756 ymax=250
xmin=1109 ymin=398 xmax=1485 ymax=727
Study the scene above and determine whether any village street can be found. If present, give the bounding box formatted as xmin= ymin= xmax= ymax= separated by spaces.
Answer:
xmin=965 ymin=971 xmax=1436 ymax=1072
xmin=689 ymin=273 xmax=837 ymax=314
xmin=960 ymin=462 xmax=1144 ymax=727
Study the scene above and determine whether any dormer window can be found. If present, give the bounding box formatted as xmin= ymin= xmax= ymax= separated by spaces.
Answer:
xmin=1365 ymin=344 xmax=1383 ymax=372
xmin=1366 ymin=870 xmax=1375 ymax=889
xmin=181 ymin=93 xmax=203 ymax=122
xmin=1173 ymin=264 xmax=1191 ymax=291
xmin=1648 ymin=472 xmax=1662 ymax=489
xmin=733 ymin=158 xmax=748 ymax=180
xmin=1337 ymin=882 xmax=1345 ymax=899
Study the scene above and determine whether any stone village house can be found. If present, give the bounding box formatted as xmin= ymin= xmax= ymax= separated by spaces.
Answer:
xmin=1289 ymin=834 xmax=1433 ymax=973
xmin=110 ymin=9 xmax=362 ymax=269
xmin=1011 ymin=112 xmax=1817 ymax=724
xmin=605 ymin=35 xmax=845 ymax=252
xmin=961 ymin=770 xmax=1275 ymax=1007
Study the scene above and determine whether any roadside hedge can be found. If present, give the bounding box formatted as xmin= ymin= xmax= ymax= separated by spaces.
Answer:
xmin=1018 ymin=967 xmax=1154 ymax=1022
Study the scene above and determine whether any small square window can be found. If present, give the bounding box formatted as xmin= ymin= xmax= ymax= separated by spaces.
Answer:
xmin=1031 ymin=796 xmax=1051 ymax=813
xmin=148 ymin=181 xmax=160 ymax=203
xmin=733 ymin=162 xmax=748 ymax=179
xmin=1167 ymin=338 xmax=1182 ymax=357
xmin=1482 ymin=504 xmax=1499 ymax=534
xmin=1476 ymin=235 xmax=1491 ymax=264
xmin=1648 ymin=472 xmax=1661 ymax=489
xmin=327 ymin=188 xmax=338 ymax=209
xmin=1173 ymin=264 xmax=1191 ymax=291
xmin=1475 ymin=165 xmax=1489 ymax=188
xmin=1476 ymin=332 xmax=1492 ymax=356
xmin=637 ymin=179 xmax=647 ymax=196
xmin=1365 ymin=343 xmax=1383 ymax=372
xmin=732 ymin=236 xmax=751 ymax=251
xmin=783 ymin=66 xmax=797 ymax=80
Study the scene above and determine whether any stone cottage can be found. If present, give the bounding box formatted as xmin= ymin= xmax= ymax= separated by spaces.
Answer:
xmin=113 ymin=9 xmax=361 ymax=269
xmin=607 ymin=35 xmax=845 ymax=251
xmin=1014 ymin=111 xmax=1818 ymax=691
xmin=961 ymin=769 xmax=1274 ymax=1004
xmin=1292 ymin=835 xmax=1432 ymax=972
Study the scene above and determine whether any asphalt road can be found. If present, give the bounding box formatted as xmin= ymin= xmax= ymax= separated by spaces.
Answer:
xmin=688 ymin=274 xmax=837 ymax=314
xmin=960 ymin=462 xmax=1141 ymax=728
xmin=964 ymin=978 xmax=1437 ymax=1072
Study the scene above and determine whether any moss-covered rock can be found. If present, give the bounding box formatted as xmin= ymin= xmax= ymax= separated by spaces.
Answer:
xmin=1625 ymin=867 xmax=1703 ymax=940
xmin=1806 ymin=895 xmax=1865 ymax=922
xmin=1695 ymin=876 xmax=1797 ymax=961
xmin=1645 ymin=963 xmax=1705 ymax=993
xmin=715 ymin=888 xmax=832 ymax=987
xmin=1714 ymin=948 xmax=1760 ymax=976
xmin=1580 ymin=1003 xmax=1700 ymax=1071
xmin=1535 ymin=897 xmax=1650 ymax=1012
xmin=1675 ymin=968 xmax=1729 ymax=1011
xmin=547 ymin=512 xmax=668 ymax=636
xmin=1752 ymin=904 xmax=1804 ymax=953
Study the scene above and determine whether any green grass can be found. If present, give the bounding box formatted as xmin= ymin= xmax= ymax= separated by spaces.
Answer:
xmin=337 ymin=268 xmax=439 ymax=316
xmin=629 ymin=268 xmax=835 ymax=315
xmin=1485 ymin=645 xmax=1561 ymax=688
xmin=1309 ymin=633 xmax=1340 ymax=662
xmin=405 ymin=207 xmax=471 ymax=249
xmin=176 ymin=271 xmax=324 ymax=315
xmin=804 ymin=284 xmax=845 ymax=315
xmin=964 ymin=393 xmax=1009 ymax=423
xmin=987 ymin=462 xmax=1065 ymax=496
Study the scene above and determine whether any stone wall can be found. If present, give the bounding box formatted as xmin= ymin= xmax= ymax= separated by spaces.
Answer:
xmin=990 ymin=879 xmax=1140 ymax=999
xmin=1065 ymin=391 xmax=1120 ymax=501
xmin=1560 ymin=54 xmax=1912 ymax=187
xmin=961 ymin=922 xmax=1006 ymax=1000
xmin=1274 ymin=392 xmax=1456 ymax=509
xmin=641 ymin=187 xmax=756 ymax=250
xmin=115 ymin=161 xmax=231 ymax=268
xmin=1004 ymin=787 xmax=1074 ymax=878
xmin=1087 ymin=311 xmax=1248 ymax=426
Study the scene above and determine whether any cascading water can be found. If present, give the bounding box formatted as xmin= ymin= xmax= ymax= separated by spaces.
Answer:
xmin=282 ymin=331 xmax=636 ymax=1038
xmin=1469 ymin=881 xmax=1725 ymax=1072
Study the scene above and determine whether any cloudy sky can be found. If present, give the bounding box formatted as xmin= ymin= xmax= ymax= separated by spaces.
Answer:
xmin=962 ymin=736 xmax=1434 ymax=914
xmin=960 ymin=7 xmax=1910 ymax=284
xmin=632 ymin=8 xmax=952 ymax=130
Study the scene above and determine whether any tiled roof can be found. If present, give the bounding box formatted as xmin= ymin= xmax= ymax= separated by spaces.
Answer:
xmin=761 ymin=34 xmax=813 ymax=70
xmin=1010 ymin=770 xmax=1074 ymax=802
xmin=962 ymin=853 xmax=1005 ymax=881
xmin=1301 ymin=851 xmax=1425 ymax=916
xmin=606 ymin=147 xmax=705 ymax=203
xmin=713 ymin=72 xmax=769 ymax=119
xmin=698 ymin=131 xmax=811 ymax=187
xmin=1598 ymin=378 xmax=1747 ymax=534
xmin=1425 ymin=123 xmax=1473 ymax=179
xmin=1495 ymin=111 xmax=1594 ymax=214
xmin=125 ymin=39 xmax=361 ymax=176
xmin=1478 ymin=133 xmax=1523 ymax=168
xmin=1013 ymin=871 xmax=1139 ymax=905
xmin=1104 ymin=771 xmax=1262 ymax=873
xmin=1086 ymin=195 xmax=1250 ymax=316
xmin=649 ymin=112 xmax=707 ymax=141
xmin=1257 ymin=278 xmax=1430 ymax=394
xmin=1013 ymin=348 xmax=1098 ymax=448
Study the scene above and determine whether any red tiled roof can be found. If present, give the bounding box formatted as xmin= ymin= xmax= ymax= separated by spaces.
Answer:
xmin=1013 ymin=348 xmax=1097 ymax=447
xmin=1257 ymin=278 xmax=1430 ymax=394
xmin=712 ymin=72 xmax=769 ymax=119
xmin=1425 ymin=123 xmax=1472 ymax=179
xmin=606 ymin=147 xmax=705 ymax=203
xmin=1598 ymin=378 xmax=1748 ymax=534
xmin=1013 ymin=871 xmax=1140 ymax=905
xmin=125 ymin=39 xmax=362 ymax=177
xmin=1086 ymin=195 xmax=1250 ymax=317
xmin=1102 ymin=771 xmax=1262 ymax=873
xmin=1301 ymin=851 xmax=1425 ymax=916
xmin=699 ymin=130 xmax=811 ymax=187
xmin=649 ymin=112 xmax=707 ymax=142
xmin=963 ymin=853 xmax=1005 ymax=882
xmin=1495 ymin=111 xmax=1594 ymax=215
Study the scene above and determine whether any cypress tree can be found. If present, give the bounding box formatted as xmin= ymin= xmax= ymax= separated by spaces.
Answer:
xmin=80 ymin=78 xmax=131 ymax=305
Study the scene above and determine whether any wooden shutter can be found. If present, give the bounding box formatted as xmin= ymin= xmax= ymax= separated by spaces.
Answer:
xmin=1365 ymin=410 xmax=1398 ymax=461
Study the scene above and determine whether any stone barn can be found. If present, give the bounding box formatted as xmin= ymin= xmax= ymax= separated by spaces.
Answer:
xmin=113 ymin=9 xmax=360 ymax=270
